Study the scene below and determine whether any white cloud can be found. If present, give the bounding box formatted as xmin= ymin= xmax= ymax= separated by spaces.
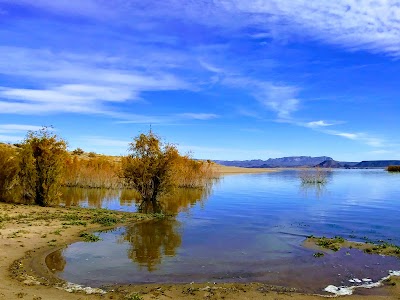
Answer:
xmin=306 ymin=120 xmax=335 ymax=128
xmin=0 ymin=124 xmax=43 ymax=133
xmin=0 ymin=134 xmax=23 ymax=143
xmin=178 ymin=113 xmax=218 ymax=120
xmin=4 ymin=1 xmax=400 ymax=57
xmin=221 ymin=0 xmax=400 ymax=57
xmin=224 ymin=77 xmax=301 ymax=119
xmin=325 ymin=130 xmax=384 ymax=147
xmin=257 ymin=84 xmax=299 ymax=119
xmin=0 ymin=124 xmax=44 ymax=143
xmin=199 ymin=60 xmax=224 ymax=73
xmin=0 ymin=47 xmax=191 ymax=118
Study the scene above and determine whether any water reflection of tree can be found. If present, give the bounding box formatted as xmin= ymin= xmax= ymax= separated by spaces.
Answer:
xmin=59 ymin=187 xmax=120 ymax=207
xmin=123 ymin=218 xmax=181 ymax=271
xmin=300 ymin=182 xmax=328 ymax=199
xmin=45 ymin=249 xmax=66 ymax=272
xmin=120 ymin=184 xmax=212 ymax=215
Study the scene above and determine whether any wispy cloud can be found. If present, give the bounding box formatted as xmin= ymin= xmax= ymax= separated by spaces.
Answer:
xmin=178 ymin=113 xmax=218 ymax=120
xmin=0 ymin=47 xmax=192 ymax=119
xmin=0 ymin=123 xmax=43 ymax=143
xmin=3 ymin=0 xmax=400 ymax=60
xmin=0 ymin=134 xmax=22 ymax=143
xmin=0 ymin=124 xmax=43 ymax=133
xmin=222 ymin=0 xmax=400 ymax=57
xmin=255 ymin=84 xmax=300 ymax=119
xmin=6 ymin=1 xmax=400 ymax=57
xmin=324 ymin=130 xmax=384 ymax=147
xmin=223 ymin=77 xmax=301 ymax=120
xmin=306 ymin=120 xmax=336 ymax=128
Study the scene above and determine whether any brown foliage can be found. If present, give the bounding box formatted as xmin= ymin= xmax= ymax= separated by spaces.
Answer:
xmin=0 ymin=144 xmax=20 ymax=202
xmin=21 ymin=128 xmax=68 ymax=206
xmin=122 ymin=131 xmax=179 ymax=211
xmin=387 ymin=165 xmax=400 ymax=172
xmin=122 ymin=131 xmax=214 ymax=212
xmin=63 ymin=155 xmax=122 ymax=188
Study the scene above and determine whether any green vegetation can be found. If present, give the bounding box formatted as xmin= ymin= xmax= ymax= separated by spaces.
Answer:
xmin=126 ymin=294 xmax=143 ymax=300
xmin=0 ymin=205 xmax=151 ymax=230
xmin=91 ymin=214 xmax=118 ymax=226
xmin=313 ymin=252 xmax=324 ymax=258
xmin=387 ymin=165 xmax=400 ymax=172
xmin=307 ymin=236 xmax=400 ymax=257
xmin=313 ymin=236 xmax=344 ymax=251
xmin=80 ymin=232 xmax=101 ymax=242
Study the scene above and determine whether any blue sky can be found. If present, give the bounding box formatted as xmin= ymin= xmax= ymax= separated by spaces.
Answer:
xmin=0 ymin=0 xmax=399 ymax=161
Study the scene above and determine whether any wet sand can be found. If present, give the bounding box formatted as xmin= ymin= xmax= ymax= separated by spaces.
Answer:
xmin=0 ymin=202 xmax=399 ymax=300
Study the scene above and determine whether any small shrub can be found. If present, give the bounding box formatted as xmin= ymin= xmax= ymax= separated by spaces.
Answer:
xmin=72 ymin=148 xmax=84 ymax=155
xmin=52 ymin=229 xmax=62 ymax=235
xmin=313 ymin=252 xmax=324 ymax=258
xmin=80 ymin=232 xmax=101 ymax=242
xmin=387 ymin=165 xmax=400 ymax=172
xmin=299 ymin=168 xmax=328 ymax=184
xmin=126 ymin=294 xmax=143 ymax=300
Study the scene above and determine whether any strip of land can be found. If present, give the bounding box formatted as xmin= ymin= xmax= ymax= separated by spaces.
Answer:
xmin=212 ymin=164 xmax=276 ymax=174
xmin=0 ymin=202 xmax=399 ymax=300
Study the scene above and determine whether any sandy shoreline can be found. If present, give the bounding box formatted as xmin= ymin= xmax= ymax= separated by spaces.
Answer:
xmin=211 ymin=165 xmax=277 ymax=174
xmin=0 ymin=202 xmax=399 ymax=300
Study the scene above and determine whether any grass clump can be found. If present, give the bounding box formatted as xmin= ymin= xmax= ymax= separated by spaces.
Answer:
xmin=299 ymin=168 xmax=328 ymax=184
xmin=313 ymin=236 xmax=345 ymax=251
xmin=126 ymin=294 xmax=143 ymax=300
xmin=80 ymin=232 xmax=101 ymax=242
xmin=308 ymin=236 xmax=400 ymax=257
xmin=92 ymin=214 xmax=119 ymax=226
xmin=313 ymin=252 xmax=324 ymax=258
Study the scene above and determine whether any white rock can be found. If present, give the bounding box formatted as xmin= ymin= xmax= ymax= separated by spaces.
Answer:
xmin=324 ymin=285 xmax=353 ymax=296
xmin=389 ymin=270 xmax=400 ymax=276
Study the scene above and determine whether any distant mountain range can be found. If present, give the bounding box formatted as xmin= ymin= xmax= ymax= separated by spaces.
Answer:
xmin=214 ymin=156 xmax=332 ymax=168
xmin=214 ymin=156 xmax=400 ymax=169
xmin=316 ymin=159 xmax=400 ymax=169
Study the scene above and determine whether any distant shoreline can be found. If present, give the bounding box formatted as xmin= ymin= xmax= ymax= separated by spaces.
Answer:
xmin=212 ymin=164 xmax=277 ymax=174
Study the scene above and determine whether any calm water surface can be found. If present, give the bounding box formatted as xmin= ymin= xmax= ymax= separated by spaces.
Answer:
xmin=51 ymin=170 xmax=400 ymax=292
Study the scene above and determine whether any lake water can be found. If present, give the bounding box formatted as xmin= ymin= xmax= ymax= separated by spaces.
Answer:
xmin=50 ymin=169 xmax=400 ymax=293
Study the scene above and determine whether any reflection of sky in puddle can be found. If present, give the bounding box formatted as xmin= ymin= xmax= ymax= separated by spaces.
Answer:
xmin=52 ymin=170 xmax=400 ymax=292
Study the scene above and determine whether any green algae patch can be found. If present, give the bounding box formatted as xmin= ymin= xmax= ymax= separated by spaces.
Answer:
xmin=305 ymin=236 xmax=400 ymax=257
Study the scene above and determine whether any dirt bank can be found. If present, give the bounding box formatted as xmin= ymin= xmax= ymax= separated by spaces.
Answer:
xmin=0 ymin=202 xmax=399 ymax=300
